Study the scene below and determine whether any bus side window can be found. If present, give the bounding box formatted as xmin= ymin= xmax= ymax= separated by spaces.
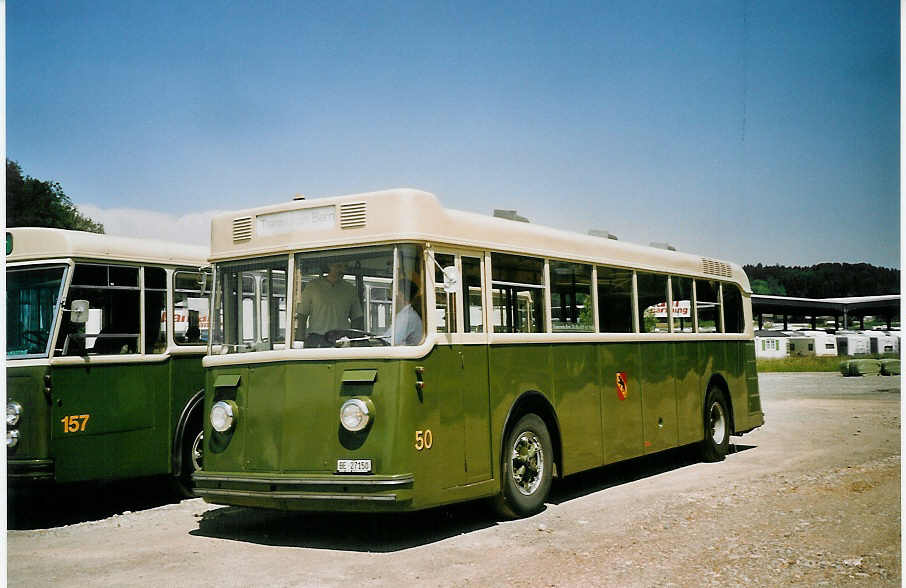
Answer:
xmin=462 ymin=256 xmax=484 ymax=333
xmin=550 ymin=261 xmax=593 ymax=333
xmin=174 ymin=270 xmax=211 ymax=345
xmin=64 ymin=264 xmax=140 ymax=355
xmin=491 ymin=253 xmax=545 ymax=334
xmin=597 ymin=266 xmax=633 ymax=333
xmin=434 ymin=253 xmax=457 ymax=333
xmin=636 ymin=271 xmax=669 ymax=333
xmin=144 ymin=267 xmax=167 ymax=353
xmin=695 ymin=279 xmax=720 ymax=333
xmin=722 ymin=284 xmax=744 ymax=333
xmin=671 ymin=276 xmax=693 ymax=333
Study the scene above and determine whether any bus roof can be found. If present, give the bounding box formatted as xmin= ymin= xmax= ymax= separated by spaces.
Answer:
xmin=6 ymin=227 xmax=208 ymax=267
xmin=209 ymin=188 xmax=751 ymax=291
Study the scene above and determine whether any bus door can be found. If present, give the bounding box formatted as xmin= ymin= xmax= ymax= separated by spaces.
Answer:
xmin=428 ymin=251 xmax=491 ymax=488
xmin=50 ymin=264 xmax=169 ymax=482
xmin=636 ymin=273 xmax=679 ymax=453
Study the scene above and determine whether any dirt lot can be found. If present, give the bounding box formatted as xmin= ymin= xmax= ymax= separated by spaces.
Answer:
xmin=7 ymin=372 xmax=901 ymax=587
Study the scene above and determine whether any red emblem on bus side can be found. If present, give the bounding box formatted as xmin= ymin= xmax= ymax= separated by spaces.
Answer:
xmin=616 ymin=372 xmax=628 ymax=400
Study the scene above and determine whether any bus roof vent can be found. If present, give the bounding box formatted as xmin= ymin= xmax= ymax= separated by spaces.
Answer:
xmin=701 ymin=258 xmax=732 ymax=278
xmin=232 ymin=216 xmax=253 ymax=242
xmin=339 ymin=201 xmax=367 ymax=229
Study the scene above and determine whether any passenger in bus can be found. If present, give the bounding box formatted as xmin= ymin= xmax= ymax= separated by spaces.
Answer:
xmin=59 ymin=321 xmax=86 ymax=356
xmin=382 ymin=278 xmax=424 ymax=346
xmin=186 ymin=325 xmax=201 ymax=343
xmin=297 ymin=261 xmax=364 ymax=344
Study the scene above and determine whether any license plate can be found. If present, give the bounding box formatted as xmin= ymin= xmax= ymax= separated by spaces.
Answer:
xmin=337 ymin=459 xmax=372 ymax=473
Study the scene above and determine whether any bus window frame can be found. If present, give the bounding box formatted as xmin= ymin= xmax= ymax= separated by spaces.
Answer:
xmin=55 ymin=263 xmax=210 ymax=359
xmin=6 ymin=261 xmax=71 ymax=360
xmin=14 ymin=258 xmax=211 ymax=364
xmin=290 ymin=245 xmax=420 ymax=348
xmin=211 ymin=255 xmax=289 ymax=354
xmin=142 ymin=266 xmax=170 ymax=354
xmin=426 ymin=246 xmax=488 ymax=345
xmin=428 ymin=249 xmax=458 ymax=336
xmin=488 ymin=251 xmax=548 ymax=336
xmin=460 ymin=253 xmax=486 ymax=335
xmin=594 ymin=264 xmax=639 ymax=334
xmin=204 ymin=246 xmax=753 ymax=363
xmin=172 ymin=268 xmax=212 ymax=350
xmin=62 ymin=261 xmax=142 ymax=357
xmin=669 ymin=275 xmax=696 ymax=334
xmin=548 ymin=258 xmax=595 ymax=334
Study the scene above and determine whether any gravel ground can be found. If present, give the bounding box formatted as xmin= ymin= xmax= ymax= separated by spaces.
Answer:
xmin=7 ymin=372 xmax=901 ymax=587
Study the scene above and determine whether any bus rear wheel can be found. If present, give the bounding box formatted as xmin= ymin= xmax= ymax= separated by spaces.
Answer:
xmin=700 ymin=386 xmax=730 ymax=462
xmin=493 ymin=413 xmax=553 ymax=519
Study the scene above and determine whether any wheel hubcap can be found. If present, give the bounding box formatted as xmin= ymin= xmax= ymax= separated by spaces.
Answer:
xmin=190 ymin=430 xmax=204 ymax=472
xmin=511 ymin=431 xmax=544 ymax=496
xmin=709 ymin=401 xmax=726 ymax=445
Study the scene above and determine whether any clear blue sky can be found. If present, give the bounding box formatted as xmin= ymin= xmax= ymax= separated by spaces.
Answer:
xmin=8 ymin=1 xmax=900 ymax=267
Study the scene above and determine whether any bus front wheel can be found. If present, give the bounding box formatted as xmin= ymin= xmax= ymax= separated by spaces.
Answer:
xmin=493 ymin=413 xmax=553 ymax=518
xmin=175 ymin=421 xmax=203 ymax=498
xmin=700 ymin=386 xmax=730 ymax=462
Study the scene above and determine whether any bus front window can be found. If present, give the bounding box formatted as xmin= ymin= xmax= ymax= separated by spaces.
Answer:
xmin=211 ymin=257 xmax=287 ymax=353
xmin=7 ymin=265 xmax=67 ymax=358
xmin=292 ymin=244 xmax=424 ymax=348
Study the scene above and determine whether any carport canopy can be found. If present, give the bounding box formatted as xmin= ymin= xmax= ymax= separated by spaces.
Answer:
xmin=752 ymin=294 xmax=900 ymax=330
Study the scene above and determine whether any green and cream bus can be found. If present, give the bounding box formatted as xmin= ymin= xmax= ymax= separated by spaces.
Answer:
xmin=194 ymin=189 xmax=763 ymax=517
xmin=6 ymin=228 xmax=210 ymax=494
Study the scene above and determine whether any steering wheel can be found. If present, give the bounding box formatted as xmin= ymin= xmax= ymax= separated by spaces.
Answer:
xmin=325 ymin=329 xmax=390 ymax=347
xmin=20 ymin=330 xmax=45 ymax=346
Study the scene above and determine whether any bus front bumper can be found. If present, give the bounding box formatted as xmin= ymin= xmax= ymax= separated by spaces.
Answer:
xmin=192 ymin=471 xmax=415 ymax=511
xmin=8 ymin=459 xmax=55 ymax=484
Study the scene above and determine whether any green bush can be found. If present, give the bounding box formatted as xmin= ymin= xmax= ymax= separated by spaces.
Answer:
xmin=880 ymin=359 xmax=900 ymax=375
xmin=839 ymin=359 xmax=881 ymax=376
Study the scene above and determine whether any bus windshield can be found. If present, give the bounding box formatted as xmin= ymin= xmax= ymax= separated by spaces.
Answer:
xmin=210 ymin=244 xmax=424 ymax=353
xmin=7 ymin=265 xmax=68 ymax=359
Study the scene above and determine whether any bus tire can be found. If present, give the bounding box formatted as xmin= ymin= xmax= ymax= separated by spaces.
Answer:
xmin=700 ymin=386 xmax=730 ymax=462
xmin=493 ymin=413 xmax=553 ymax=518
xmin=175 ymin=419 xmax=203 ymax=498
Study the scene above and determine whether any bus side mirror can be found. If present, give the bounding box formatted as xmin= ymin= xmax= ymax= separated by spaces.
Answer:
xmin=69 ymin=300 xmax=90 ymax=324
xmin=442 ymin=266 xmax=459 ymax=294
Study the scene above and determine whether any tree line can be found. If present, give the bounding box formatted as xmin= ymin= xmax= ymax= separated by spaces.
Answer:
xmin=744 ymin=263 xmax=900 ymax=298
xmin=6 ymin=159 xmax=104 ymax=233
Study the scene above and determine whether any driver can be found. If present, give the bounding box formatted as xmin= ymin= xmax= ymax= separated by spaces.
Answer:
xmin=382 ymin=278 xmax=424 ymax=346
xmin=297 ymin=261 xmax=364 ymax=342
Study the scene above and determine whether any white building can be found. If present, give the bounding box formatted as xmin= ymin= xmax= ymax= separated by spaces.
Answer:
xmin=789 ymin=331 xmax=838 ymax=356
xmin=862 ymin=331 xmax=899 ymax=355
xmin=755 ymin=331 xmax=789 ymax=359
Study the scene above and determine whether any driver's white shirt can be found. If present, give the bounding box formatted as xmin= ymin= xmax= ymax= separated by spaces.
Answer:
xmin=384 ymin=304 xmax=423 ymax=346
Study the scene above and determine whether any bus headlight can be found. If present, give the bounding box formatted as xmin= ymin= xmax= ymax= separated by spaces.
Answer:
xmin=7 ymin=429 xmax=19 ymax=448
xmin=210 ymin=401 xmax=238 ymax=433
xmin=340 ymin=398 xmax=374 ymax=432
xmin=7 ymin=402 xmax=22 ymax=427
